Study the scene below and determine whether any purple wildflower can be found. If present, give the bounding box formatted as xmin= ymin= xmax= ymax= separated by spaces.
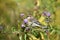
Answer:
xmin=20 ymin=13 xmax=24 ymax=17
xmin=42 ymin=11 xmax=47 ymax=16
xmin=24 ymin=19 xmax=28 ymax=24
xmin=43 ymin=11 xmax=51 ymax=17
xmin=21 ymin=24 xmax=25 ymax=28
xmin=46 ymin=12 xmax=51 ymax=17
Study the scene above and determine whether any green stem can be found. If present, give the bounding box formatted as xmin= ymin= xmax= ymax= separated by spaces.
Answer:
xmin=25 ymin=34 xmax=27 ymax=40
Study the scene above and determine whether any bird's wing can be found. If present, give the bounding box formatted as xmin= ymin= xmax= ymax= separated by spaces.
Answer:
xmin=38 ymin=16 xmax=47 ymax=25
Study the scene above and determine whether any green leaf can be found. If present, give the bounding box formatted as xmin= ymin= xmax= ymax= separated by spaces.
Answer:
xmin=24 ymin=34 xmax=27 ymax=40
xmin=32 ymin=31 xmax=40 ymax=38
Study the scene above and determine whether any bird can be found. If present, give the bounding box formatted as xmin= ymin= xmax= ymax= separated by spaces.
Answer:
xmin=26 ymin=16 xmax=43 ymax=28
xmin=23 ymin=13 xmax=49 ymax=29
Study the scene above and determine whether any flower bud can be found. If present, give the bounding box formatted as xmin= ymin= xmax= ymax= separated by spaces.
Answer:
xmin=43 ymin=11 xmax=51 ymax=17
xmin=21 ymin=24 xmax=25 ymax=28
xmin=46 ymin=12 xmax=51 ymax=17
xmin=25 ymin=27 xmax=30 ymax=31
